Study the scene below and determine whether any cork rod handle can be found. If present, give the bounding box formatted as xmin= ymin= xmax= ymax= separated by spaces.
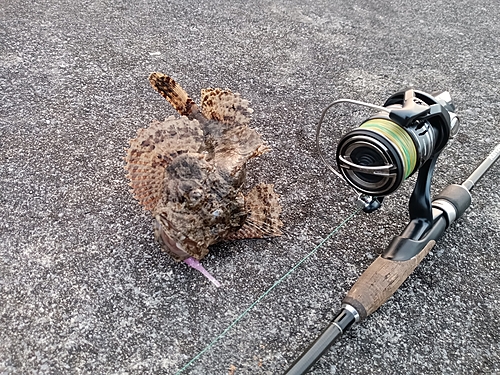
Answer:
xmin=343 ymin=240 xmax=436 ymax=320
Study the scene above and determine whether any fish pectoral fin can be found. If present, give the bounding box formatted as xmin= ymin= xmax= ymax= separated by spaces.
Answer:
xmin=213 ymin=125 xmax=271 ymax=175
xmin=225 ymin=183 xmax=283 ymax=240
xmin=124 ymin=116 xmax=204 ymax=211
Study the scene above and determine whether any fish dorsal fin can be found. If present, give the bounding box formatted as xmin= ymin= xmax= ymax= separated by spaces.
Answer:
xmin=149 ymin=72 xmax=201 ymax=118
xmin=225 ymin=183 xmax=283 ymax=240
xmin=201 ymin=88 xmax=254 ymax=127
xmin=213 ymin=126 xmax=270 ymax=175
xmin=125 ymin=116 xmax=204 ymax=211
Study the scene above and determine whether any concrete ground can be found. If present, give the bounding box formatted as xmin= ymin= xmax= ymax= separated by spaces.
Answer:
xmin=1 ymin=0 xmax=500 ymax=374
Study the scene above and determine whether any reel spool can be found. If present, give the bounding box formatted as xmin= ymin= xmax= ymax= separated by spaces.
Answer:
xmin=317 ymin=89 xmax=459 ymax=212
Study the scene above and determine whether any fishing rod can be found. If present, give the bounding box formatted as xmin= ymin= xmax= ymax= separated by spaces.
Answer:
xmin=284 ymin=88 xmax=500 ymax=374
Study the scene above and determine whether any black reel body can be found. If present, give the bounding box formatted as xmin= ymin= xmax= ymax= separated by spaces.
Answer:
xmin=336 ymin=89 xmax=456 ymax=197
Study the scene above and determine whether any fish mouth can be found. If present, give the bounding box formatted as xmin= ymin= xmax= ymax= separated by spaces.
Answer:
xmin=153 ymin=217 xmax=192 ymax=261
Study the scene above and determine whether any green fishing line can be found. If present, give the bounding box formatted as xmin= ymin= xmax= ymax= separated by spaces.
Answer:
xmin=175 ymin=207 xmax=362 ymax=374
xmin=360 ymin=119 xmax=417 ymax=179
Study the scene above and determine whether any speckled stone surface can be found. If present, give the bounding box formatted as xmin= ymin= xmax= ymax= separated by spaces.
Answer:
xmin=1 ymin=0 xmax=499 ymax=374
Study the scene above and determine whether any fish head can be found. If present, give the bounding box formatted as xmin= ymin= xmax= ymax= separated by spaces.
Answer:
xmin=165 ymin=153 xmax=214 ymax=207
xmin=162 ymin=153 xmax=247 ymax=246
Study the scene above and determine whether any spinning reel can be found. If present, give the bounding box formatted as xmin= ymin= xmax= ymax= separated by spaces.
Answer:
xmin=284 ymin=90 xmax=500 ymax=375
xmin=316 ymin=88 xmax=460 ymax=213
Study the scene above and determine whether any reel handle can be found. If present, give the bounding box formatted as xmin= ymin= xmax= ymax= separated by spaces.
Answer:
xmin=343 ymin=240 xmax=435 ymax=320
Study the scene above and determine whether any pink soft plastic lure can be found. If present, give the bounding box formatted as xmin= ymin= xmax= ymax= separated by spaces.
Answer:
xmin=183 ymin=257 xmax=221 ymax=287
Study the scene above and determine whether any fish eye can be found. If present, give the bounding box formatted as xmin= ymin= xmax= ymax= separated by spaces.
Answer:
xmin=188 ymin=189 xmax=203 ymax=202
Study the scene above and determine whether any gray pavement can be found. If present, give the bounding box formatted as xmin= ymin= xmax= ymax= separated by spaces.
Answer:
xmin=1 ymin=0 xmax=500 ymax=374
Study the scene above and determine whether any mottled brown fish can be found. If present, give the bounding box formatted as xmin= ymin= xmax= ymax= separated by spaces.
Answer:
xmin=125 ymin=72 xmax=283 ymax=269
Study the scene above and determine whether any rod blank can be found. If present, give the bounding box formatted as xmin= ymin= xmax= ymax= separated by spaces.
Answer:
xmin=462 ymin=143 xmax=500 ymax=191
xmin=284 ymin=308 xmax=356 ymax=375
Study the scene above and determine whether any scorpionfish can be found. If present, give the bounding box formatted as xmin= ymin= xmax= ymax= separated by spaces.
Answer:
xmin=125 ymin=72 xmax=283 ymax=262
